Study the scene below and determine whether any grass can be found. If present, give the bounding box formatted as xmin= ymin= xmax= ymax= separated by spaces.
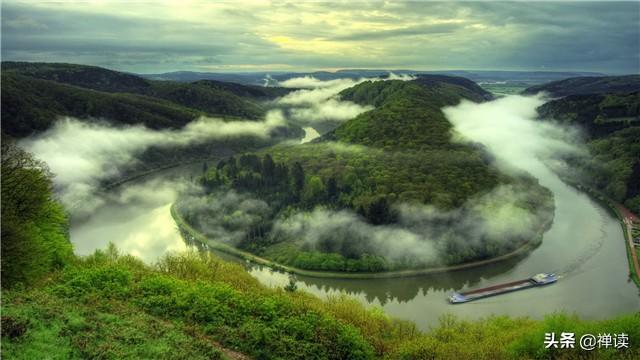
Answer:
xmin=3 ymin=248 xmax=376 ymax=360
xmin=622 ymin=223 xmax=640 ymax=288
xmin=479 ymin=83 xmax=529 ymax=96
xmin=2 ymin=285 xmax=227 ymax=360
xmin=3 ymin=246 xmax=639 ymax=360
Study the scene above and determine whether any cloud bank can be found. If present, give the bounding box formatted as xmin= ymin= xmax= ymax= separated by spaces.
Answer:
xmin=19 ymin=112 xmax=285 ymax=212
xmin=274 ymin=73 xmax=413 ymax=124
xmin=443 ymin=94 xmax=585 ymax=174
xmin=3 ymin=2 xmax=637 ymax=73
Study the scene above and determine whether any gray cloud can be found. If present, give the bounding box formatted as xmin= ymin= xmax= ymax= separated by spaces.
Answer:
xmin=1 ymin=1 xmax=638 ymax=73
xmin=331 ymin=23 xmax=461 ymax=41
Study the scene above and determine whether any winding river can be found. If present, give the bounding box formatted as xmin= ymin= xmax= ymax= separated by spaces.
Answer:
xmin=70 ymin=157 xmax=639 ymax=331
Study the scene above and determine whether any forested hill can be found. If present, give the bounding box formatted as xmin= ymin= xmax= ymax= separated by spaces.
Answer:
xmin=522 ymin=74 xmax=640 ymax=97
xmin=1 ymin=62 xmax=292 ymax=137
xmin=197 ymin=75 xmax=554 ymax=271
xmin=328 ymin=75 xmax=493 ymax=149
xmin=534 ymin=84 xmax=640 ymax=213
xmin=259 ymin=74 xmax=504 ymax=211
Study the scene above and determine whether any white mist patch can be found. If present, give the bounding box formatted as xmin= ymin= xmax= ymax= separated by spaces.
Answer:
xmin=179 ymin=190 xmax=271 ymax=246
xmin=275 ymin=73 xmax=414 ymax=124
xmin=444 ymin=95 xmax=583 ymax=173
xmin=19 ymin=112 xmax=285 ymax=211
xmin=271 ymin=182 xmax=549 ymax=266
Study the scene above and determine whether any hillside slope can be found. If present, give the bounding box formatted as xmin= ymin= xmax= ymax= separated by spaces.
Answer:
xmin=193 ymin=75 xmax=553 ymax=272
xmin=329 ymin=75 xmax=492 ymax=148
xmin=1 ymin=62 xmax=292 ymax=137
xmin=1 ymin=72 xmax=204 ymax=137
xmin=536 ymin=88 xmax=640 ymax=213
xmin=2 ymin=139 xmax=636 ymax=360
xmin=522 ymin=74 xmax=640 ymax=97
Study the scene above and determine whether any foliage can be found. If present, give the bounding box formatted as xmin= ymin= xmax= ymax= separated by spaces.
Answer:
xmin=1 ymin=61 xmax=294 ymax=137
xmin=3 ymin=246 xmax=638 ymax=360
xmin=1 ymin=289 xmax=225 ymax=360
xmin=538 ymin=91 xmax=640 ymax=212
xmin=3 ymin=250 xmax=375 ymax=360
xmin=1 ymin=140 xmax=73 ymax=288
xmin=523 ymin=75 xmax=640 ymax=97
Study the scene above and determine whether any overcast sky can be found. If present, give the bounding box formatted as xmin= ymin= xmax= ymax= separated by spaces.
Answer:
xmin=2 ymin=1 xmax=638 ymax=74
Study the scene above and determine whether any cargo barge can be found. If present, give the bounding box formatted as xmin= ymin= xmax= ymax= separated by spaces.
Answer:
xmin=448 ymin=273 xmax=557 ymax=303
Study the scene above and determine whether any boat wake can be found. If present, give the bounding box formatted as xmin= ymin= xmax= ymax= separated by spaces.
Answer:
xmin=551 ymin=206 xmax=608 ymax=278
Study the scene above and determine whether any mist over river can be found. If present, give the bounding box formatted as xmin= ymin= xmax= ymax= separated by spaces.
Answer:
xmin=68 ymin=97 xmax=639 ymax=331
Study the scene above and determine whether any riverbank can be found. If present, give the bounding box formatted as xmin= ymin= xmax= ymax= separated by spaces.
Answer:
xmin=555 ymin=174 xmax=640 ymax=288
xmin=170 ymin=203 xmax=553 ymax=279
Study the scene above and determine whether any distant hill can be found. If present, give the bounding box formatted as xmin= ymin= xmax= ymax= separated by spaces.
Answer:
xmin=538 ymin=92 xmax=639 ymax=137
xmin=523 ymin=75 xmax=640 ymax=97
xmin=1 ymin=62 xmax=293 ymax=137
xmin=1 ymin=72 xmax=203 ymax=137
xmin=141 ymin=69 xmax=606 ymax=86
xmin=327 ymin=75 xmax=493 ymax=148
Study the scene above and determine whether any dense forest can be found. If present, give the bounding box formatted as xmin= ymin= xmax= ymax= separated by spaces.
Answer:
xmin=1 ymin=140 xmax=73 ymax=287
xmin=1 ymin=62 xmax=293 ymax=137
xmin=2 ymin=141 xmax=636 ymax=359
xmin=1 ymin=61 xmax=303 ymax=187
xmin=528 ymin=77 xmax=640 ymax=213
xmin=184 ymin=75 xmax=555 ymax=272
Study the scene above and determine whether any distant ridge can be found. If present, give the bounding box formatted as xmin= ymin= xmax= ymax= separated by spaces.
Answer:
xmin=140 ymin=69 xmax=607 ymax=86
xmin=0 ymin=61 xmax=292 ymax=137
xmin=523 ymin=75 xmax=640 ymax=97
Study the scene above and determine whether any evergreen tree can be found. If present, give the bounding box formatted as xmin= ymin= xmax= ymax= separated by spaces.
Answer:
xmin=262 ymin=154 xmax=275 ymax=185
xmin=291 ymin=162 xmax=305 ymax=197
xmin=327 ymin=177 xmax=338 ymax=201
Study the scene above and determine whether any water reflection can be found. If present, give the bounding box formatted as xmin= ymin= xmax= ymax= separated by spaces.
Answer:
xmin=70 ymin=164 xmax=202 ymax=263
xmin=72 ymin=203 xmax=186 ymax=262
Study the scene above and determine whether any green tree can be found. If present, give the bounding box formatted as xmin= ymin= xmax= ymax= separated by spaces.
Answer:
xmin=1 ymin=140 xmax=73 ymax=288
xmin=366 ymin=197 xmax=396 ymax=225
xmin=262 ymin=154 xmax=275 ymax=185
xmin=303 ymin=176 xmax=325 ymax=203
xmin=327 ymin=177 xmax=338 ymax=201
xmin=291 ymin=162 xmax=305 ymax=197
